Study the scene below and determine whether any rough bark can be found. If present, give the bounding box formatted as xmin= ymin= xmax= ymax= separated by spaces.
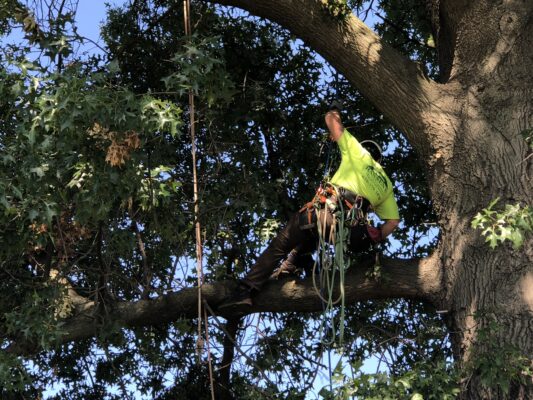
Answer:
xmin=9 ymin=256 xmax=439 ymax=354
xmin=432 ymin=1 xmax=533 ymax=398
xmin=202 ymin=0 xmax=533 ymax=397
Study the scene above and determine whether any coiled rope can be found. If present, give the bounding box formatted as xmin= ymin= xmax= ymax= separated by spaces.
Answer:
xmin=312 ymin=183 xmax=353 ymax=346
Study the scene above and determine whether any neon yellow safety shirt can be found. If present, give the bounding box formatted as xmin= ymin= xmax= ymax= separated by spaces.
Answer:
xmin=330 ymin=129 xmax=400 ymax=220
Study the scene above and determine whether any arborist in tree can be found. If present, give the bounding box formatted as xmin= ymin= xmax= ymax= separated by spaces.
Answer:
xmin=220 ymin=102 xmax=400 ymax=311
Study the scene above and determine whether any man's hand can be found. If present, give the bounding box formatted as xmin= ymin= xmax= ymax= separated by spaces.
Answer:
xmin=367 ymin=226 xmax=382 ymax=243
xmin=325 ymin=109 xmax=344 ymax=142
xmin=368 ymin=219 xmax=400 ymax=243
xmin=328 ymin=99 xmax=344 ymax=112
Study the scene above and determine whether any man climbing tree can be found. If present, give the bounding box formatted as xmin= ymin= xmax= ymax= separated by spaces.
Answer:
xmin=2 ymin=0 xmax=532 ymax=398
xmin=220 ymin=103 xmax=400 ymax=310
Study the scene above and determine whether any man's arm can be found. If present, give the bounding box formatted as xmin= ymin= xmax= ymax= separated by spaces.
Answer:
xmin=368 ymin=219 xmax=399 ymax=243
xmin=326 ymin=106 xmax=400 ymax=241
xmin=380 ymin=219 xmax=400 ymax=240
xmin=325 ymin=110 xmax=344 ymax=142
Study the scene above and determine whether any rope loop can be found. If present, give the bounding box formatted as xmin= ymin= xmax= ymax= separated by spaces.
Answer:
xmin=312 ymin=183 xmax=353 ymax=347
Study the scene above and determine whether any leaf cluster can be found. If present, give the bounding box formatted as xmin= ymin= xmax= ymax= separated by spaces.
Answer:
xmin=472 ymin=198 xmax=532 ymax=249
xmin=320 ymin=358 xmax=459 ymax=399
xmin=374 ymin=0 xmax=438 ymax=78
xmin=0 ymin=0 xmax=24 ymax=36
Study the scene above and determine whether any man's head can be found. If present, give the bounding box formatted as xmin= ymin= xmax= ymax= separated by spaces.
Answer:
xmin=361 ymin=140 xmax=383 ymax=163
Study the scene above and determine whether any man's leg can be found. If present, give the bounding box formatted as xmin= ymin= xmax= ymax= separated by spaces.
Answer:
xmin=245 ymin=207 xmax=335 ymax=287
xmin=241 ymin=212 xmax=313 ymax=290
xmin=219 ymin=211 xmax=316 ymax=311
xmin=219 ymin=208 xmax=334 ymax=311
xmin=348 ymin=224 xmax=374 ymax=254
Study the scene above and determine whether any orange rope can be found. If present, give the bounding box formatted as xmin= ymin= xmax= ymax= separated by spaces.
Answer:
xmin=183 ymin=0 xmax=203 ymax=360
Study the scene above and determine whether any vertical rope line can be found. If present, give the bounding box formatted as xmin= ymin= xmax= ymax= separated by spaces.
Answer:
xmin=183 ymin=4 xmax=216 ymax=400
xmin=183 ymin=0 xmax=203 ymax=363
xmin=327 ymin=345 xmax=333 ymax=394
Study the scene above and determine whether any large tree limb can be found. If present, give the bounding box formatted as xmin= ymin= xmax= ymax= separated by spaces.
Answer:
xmin=9 ymin=255 xmax=443 ymax=354
xmin=203 ymin=0 xmax=460 ymax=158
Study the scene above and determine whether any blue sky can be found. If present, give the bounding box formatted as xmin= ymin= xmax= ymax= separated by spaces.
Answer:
xmin=74 ymin=0 xmax=125 ymax=52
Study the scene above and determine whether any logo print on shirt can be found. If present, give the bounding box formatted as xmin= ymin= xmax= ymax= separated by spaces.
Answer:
xmin=364 ymin=165 xmax=388 ymax=194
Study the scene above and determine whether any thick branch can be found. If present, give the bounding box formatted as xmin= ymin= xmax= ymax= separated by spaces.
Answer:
xmin=10 ymin=255 xmax=443 ymax=354
xmin=203 ymin=0 xmax=459 ymax=158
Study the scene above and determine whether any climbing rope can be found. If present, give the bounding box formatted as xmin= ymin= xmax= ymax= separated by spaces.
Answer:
xmin=311 ymin=182 xmax=353 ymax=346
xmin=309 ymin=179 xmax=367 ymax=393
xmin=183 ymin=0 xmax=203 ymax=363
xmin=183 ymin=2 xmax=215 ymax=399
xmin=360 ymin=139 xmax=383 ymax=163
xmin=313 ymin=76 xmax=370 ymax=348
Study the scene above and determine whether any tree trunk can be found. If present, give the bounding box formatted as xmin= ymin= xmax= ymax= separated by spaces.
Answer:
xmin=431 ymin=1 xmax=533 ymax=397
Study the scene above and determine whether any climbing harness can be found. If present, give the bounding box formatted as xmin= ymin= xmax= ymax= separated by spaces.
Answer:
xmin=298 ymin=184 xmax=369 ymax=231
xmin=298 ymin=103 xmax=380 ymax=346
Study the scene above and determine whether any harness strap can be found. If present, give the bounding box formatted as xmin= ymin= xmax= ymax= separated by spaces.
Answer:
xmin=299 ymin=184 xmax=369 ymax=220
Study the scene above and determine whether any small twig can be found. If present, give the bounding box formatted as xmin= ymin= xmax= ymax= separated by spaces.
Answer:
xmin=81 ymin=355 xmax=100 ymax=396
xmin=75 ymin=34 xmax=108 ymax=55
xmin=103 ymin=345 xmax=134 ymax=400
xmin=132 ymin=220 xmax=152 ymax=299
xmin=517 ymin=152 xmax=533 ymax=165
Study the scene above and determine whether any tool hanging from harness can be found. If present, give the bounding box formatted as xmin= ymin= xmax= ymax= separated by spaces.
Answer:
xmin=298 ymin=182 xmax=378 ymax=346
xmin=298 ymin=183 xmax=377 ymax=254
xmin=299 ymin=185 xmax=369 ymax=228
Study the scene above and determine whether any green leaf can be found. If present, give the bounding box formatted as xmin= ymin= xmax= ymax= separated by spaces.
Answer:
xmin=473 ymin=199 xmax=532 ymax=249
xmin=60 ymin=118 xmax=73 ymax=132
xmin=28 ymin=209 xmax=39 ymax=220
xmin=397 ymin=377 xmax=411 ymax=389
xmin=108 ymin=59 xmax=120 ymax=73
xmin=509 ymin=230 xmax=524 ymax=249
xmin=30 ymin=166 xmax=45 ymax=177
xmin=43 ymin=202 xmax=57 ymax=223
